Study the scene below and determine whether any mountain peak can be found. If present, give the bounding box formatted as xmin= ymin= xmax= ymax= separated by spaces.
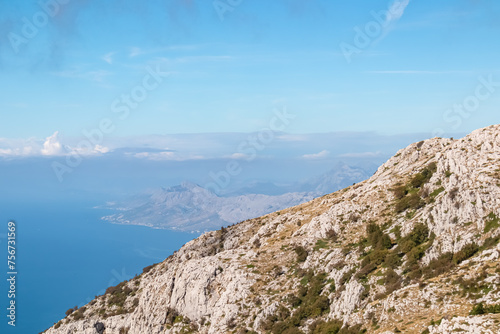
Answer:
xmin=47 ymin=125 xmax=500 ymax=334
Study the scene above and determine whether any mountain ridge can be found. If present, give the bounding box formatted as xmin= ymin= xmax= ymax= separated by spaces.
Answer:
xmin=45 ymin=124 xmax=500 ymax=334
xmin=101 ymin=163 xmax=372 ymax=232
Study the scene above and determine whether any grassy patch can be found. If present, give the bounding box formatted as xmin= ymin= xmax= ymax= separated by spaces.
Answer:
xmin=429 ymin=187 xmax=445 ymax=198
xmin=484 ymin=212 xmax=499 ymax=233
xmin=313 ymin=239 xmax=328 ymax=251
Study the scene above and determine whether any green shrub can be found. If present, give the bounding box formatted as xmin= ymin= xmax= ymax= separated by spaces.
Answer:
xmin=118 ymin=327 xmax=130 ymax=334
xmin=452 ymin=243 xmax=479 ymax=264
xmin=384 ymin=252 xmax=402 ymax=269
xmin=395 ymin=193 xmax=424 ymax=213
xmin=339 ymin=269 xmax=355 ymax=286
xmin=399 ymin=239 xmax=416 ymax=254
xmin=309 ymin=320 xmax=342 ymax=334
xmin=481 ymin=235 xmax=500 ymax=250
xmin=397 ymin=223 xmax=429 ymax=254
xmin=294 ymin=246 xmax=308 ymax=262
xmin=72 ymin=308 xmax=85 ymax=320
xmin=406 ymin=246 xmax=425 ymax=266
xmin=393 ymin=163 xmax=436 ymax=212
xmin=142 ymin=265 xmax=154 ymax=274
xmin=393 ymin=185 xmax=407 ymax=200
xmin=65 ymin=307 xmax=76 ymax=317
xmin=105 ymin=282 xmax=135 ymax=309
xmin=408 ymin=223 xmax=429 ymax=245
xmin=264 ymin=272 xmax=331 ymax=333
xmin=470 ymin=303 xmax=485 ymax=315
xmin=356 ymin=263 xmax=377 ymax=280
xmin=421 ymin=253 xmax=453 ymax=279
xmin=384 ymin=269 xmax=401 ymax=294
xmin=410 ymin=163 xmax=437 ymax=188
xmin=309 ymin=320 xmax=366 ymax=334
xmin=366 ymin=223 xmax=392 ymax=250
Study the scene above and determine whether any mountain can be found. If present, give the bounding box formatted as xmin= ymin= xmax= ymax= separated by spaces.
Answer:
xmin=45 ymin=125 xmax=500 ymax=334
xmin=102 ymin=182 xmax=315 ymax=232
xmin=297 ymin=162 xmax=373 ymax=195
xmin=101 ymin=164 xmax=373 ymax=232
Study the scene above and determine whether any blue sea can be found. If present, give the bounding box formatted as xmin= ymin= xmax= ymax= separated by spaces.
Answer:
xmin=0 ymin=200 xmax=197 ymax=334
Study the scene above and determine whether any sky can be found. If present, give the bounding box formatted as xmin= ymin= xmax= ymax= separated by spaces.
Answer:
xmin=0 ymin=0 xmax=499 ymax=160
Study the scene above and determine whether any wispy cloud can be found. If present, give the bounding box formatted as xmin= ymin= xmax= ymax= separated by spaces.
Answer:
xmin=129 ymin=44 xmax=203 ymax=58
xmin=302 ymin=150 xmax=330 ymax=160
xmin=366 ymin=70 xmax=475 ymax=75
xmin=102 ymin=52 xmax=116 ymax=64
xmin=51 ymin=68 xmax=113 ymax=83
xmin=129 ymin=47 xmax=143 ymax=58
xmin=277 ymin=134 xmax=309 ymax=142
xmin=155 ymin=55 xmax=233 ymax=64
xmin=132 ymin=151 xmax=204 ymax=161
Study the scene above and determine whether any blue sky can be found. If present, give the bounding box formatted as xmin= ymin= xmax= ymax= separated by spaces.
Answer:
xmin=0 ymin=0 xmax=499 ymax=156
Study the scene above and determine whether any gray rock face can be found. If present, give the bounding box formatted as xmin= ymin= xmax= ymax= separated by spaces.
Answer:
xmin=46 ymin=125 xmax=500 ymax=334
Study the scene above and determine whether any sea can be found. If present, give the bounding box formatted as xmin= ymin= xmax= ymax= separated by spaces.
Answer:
xmin=0 ymin=199 xmax=197 ymax=334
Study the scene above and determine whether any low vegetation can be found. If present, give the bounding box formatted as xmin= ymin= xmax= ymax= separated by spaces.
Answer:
xmin=392 ymin=162 xmax=437 ymax=213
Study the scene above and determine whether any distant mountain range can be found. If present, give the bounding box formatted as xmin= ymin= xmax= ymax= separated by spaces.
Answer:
xmin=101 ymin=162 xmax=373 ymax=232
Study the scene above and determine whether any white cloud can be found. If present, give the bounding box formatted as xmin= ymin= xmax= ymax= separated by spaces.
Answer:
xmin=41 ymin=131 xmax=63 ymax=156
xmin=302 ymin=150 xmax=330 ymax=160
xmin=0 ymin=132 xmax=110 ymax=158
xmin=94 ymin=145 xmax=110 ymax=154
xmin=70 ymin=144 xmax=110 ymax=156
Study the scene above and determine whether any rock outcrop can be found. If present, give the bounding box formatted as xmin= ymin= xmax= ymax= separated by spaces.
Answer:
xmin=44 ymin=125 xmax=500 ymax=334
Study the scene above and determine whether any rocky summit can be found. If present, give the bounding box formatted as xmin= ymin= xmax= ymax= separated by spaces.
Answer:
xmin=44 ymin=125 xmax=500 ymax=334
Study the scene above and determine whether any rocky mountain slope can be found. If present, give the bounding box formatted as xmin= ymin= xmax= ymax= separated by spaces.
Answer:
xmin=45 ymin=125 xmax=500 ymax=334
xmin=101 ymin=164 xmax=371 ymax=232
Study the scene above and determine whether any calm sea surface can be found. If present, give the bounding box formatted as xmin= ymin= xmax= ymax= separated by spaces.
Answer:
xmin=0 ymin=200 xmax=197 ymax=333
